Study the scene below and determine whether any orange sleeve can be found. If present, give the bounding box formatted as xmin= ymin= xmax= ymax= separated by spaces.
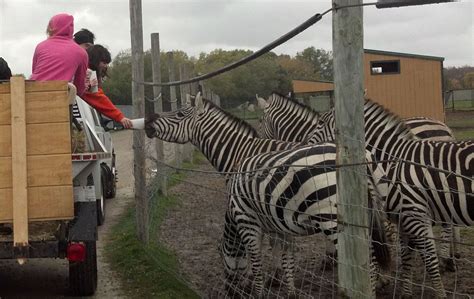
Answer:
xmin=82 ymin=88 xmax=125 ymax=122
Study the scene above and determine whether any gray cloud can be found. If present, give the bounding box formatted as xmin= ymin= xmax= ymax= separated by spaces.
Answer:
xmin=1 ymin=0 xmax=472 ymax=77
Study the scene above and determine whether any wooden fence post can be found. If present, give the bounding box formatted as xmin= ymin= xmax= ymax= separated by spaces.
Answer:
xmin=130 ymin=0 xmax=149 ymax=243
xmin=167 ymin=52 xmax=182 ymax=168
xmin=333 ymin=0 xmax=371 ymax=297
xmin=151 ymin=32 xmax=168 ymax=196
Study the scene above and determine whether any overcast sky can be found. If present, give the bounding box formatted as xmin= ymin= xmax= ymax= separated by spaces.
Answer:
xmin=0 ymin=0 xmax=472 ymax=77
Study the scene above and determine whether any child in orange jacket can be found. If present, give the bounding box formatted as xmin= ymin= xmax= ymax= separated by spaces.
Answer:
xmin=83 ymin=44 xmax=132 ymax=129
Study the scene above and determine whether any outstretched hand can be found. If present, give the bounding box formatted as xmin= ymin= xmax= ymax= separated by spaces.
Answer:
xmin=121 ymin=117 xmax=133 ymax=129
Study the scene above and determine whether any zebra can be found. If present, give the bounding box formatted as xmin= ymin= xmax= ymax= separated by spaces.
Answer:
xmin=144 ymin=94 xmax=391 ymax=296
xmin=304 ymin=99 xmax=473 ymax=297
xmin=257 ymin=92 xmax=461 ymax=272
xmin=221 ymin=143 xmax=391 ymax=297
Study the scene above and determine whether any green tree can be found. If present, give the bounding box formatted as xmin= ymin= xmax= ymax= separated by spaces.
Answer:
xmin=295 ymin=47 xmax=333 ymax=81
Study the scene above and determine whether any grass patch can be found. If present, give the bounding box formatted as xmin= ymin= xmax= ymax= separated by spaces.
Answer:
xmin=452 ymin=129 xmax=474 ymax=140
xmin=104 ymin=156 xmax=203 ymax=298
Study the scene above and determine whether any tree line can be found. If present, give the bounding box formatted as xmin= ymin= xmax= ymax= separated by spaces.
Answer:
xmin=102 ymin=47 xmax=333 ymax=109
xmin=103 ymin=47 xmax=473 ymax=110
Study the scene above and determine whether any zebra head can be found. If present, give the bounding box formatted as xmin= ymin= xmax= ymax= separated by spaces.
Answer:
xmin=145 ymin=93 xmax=202 ymax=143
xmin=256 ymin=93 xmax=276 ymax=139
xmin=257 ymin=92 xmax=321 ymax=142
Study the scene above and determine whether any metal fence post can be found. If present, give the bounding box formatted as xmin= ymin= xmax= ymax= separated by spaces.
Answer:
xmin=333 ymin=0 xmax=371 ymax=297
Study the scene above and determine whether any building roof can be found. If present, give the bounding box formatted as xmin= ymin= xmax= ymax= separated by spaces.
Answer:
xmin=364 ymin=49 xmax=444 ymax=62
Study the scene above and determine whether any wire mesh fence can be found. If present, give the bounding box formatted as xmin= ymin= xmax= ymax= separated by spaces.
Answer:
xmin=139 ymin=150 xmax=473 ymax=298
xmin=130 ymin=95 xmax=473 ymax=298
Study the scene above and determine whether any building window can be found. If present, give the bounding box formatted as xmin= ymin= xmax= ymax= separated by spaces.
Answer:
xmin=370 ymin=60 xmax=400 ymax=75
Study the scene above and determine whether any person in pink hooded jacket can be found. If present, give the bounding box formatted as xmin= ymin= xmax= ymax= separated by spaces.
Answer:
xmin=31 ymin=13 xmax=88 ymax=96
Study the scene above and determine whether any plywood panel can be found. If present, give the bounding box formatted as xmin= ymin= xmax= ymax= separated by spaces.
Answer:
xmin=1 ymin=123 xmax=71 ymax=157
xmin=0 ymin=80 xmax=68 ymax=94
xmin=0 ymin=79 xmax=73 ymax=224
xmin=0 ymin=186 xmax=73 ymax=222
xmin=364 ymin=53 xmax=444 ymax=121
xmin=0 ymin=125 xmax=10 ymax=157
xmin=0 ymin=91 xmax=69 ymax=125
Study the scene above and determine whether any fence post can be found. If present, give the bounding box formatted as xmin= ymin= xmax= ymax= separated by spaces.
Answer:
xmin=129 ymin=0 xmax=149 ymax=244
xmin=167 ymin=52 xmax=182 ymax=168
xmin=179 ymin=64 xmax=194 ymax=163
xmin=151 ymin=33 xmax=168 ymax=196
xmin=333 ymin=0 xmax=371 ymax=297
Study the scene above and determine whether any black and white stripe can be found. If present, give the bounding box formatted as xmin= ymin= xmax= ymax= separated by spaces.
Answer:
xmin=307 ymin=100 xmax=473 ymax=297
xmin=222 ymin=143 xmax=391 ymax=296
xmin=259 ymin=93 xmax=462 ymax=272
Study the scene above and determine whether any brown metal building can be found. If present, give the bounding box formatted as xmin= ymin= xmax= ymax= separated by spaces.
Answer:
xmin=293 ymin=49 xmax=445 ymax=121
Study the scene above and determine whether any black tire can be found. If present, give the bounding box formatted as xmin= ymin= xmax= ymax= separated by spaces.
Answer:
xmin=97 ymin=178 xmax=106 ymax=226
xmin=69 ymin=241 xmax=98 ymax=296
xmin=101 ymin=163 xmax=117 ymax=199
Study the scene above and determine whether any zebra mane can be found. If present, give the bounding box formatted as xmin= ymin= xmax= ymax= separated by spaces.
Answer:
xmin=202 ymin=98 xmax=259 ymax=138
xmin=270 ymin=92 xmax=320 ymax=118
xmin=364 ymin=98 xmax=415 ymax=140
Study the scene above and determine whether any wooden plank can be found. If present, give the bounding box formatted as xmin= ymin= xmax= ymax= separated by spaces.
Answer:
xmin=0 ymin=157 xmax=11 ymax=188
xmin=0 ymin=154 xmax=72 ymax=188
xmin=0 ymin=94 xmax=10 ymax=125
xmin=0 ymin=122 xmax=71 ymax=157
xmin=10 ymin=76 xmax=29 ymax=247
xmin=0 ymin=186 xmax=74 ymax=223
xmin=0 ymin=125 xmax=10 ymax=157
xmin=27 ymin=123 xmax=71 ymax=155
xmin=333 ymin=1 xmax=371 ymax=297
xmin=0 ymin=80 xmax=67 ymax=95
xmin=0 ymin=91 xmax=69 ymax=125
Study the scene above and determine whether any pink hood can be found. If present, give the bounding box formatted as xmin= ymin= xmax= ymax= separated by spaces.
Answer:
xmin=48 ymin=13 xmax=74 ymax=38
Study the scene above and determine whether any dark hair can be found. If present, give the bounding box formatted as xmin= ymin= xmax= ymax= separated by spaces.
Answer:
xmin=0 ymin=57 xmax=12 ymax=80
xmin=87 ymin=44 xmax=112 ymax=86
xmin=74 ymin=28 xmax=95 ymax=45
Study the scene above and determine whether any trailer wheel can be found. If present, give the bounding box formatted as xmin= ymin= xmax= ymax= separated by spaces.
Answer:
xmin=102 ymin=162 xmax=116 ymax=199
xmin=97 ymin=178 xmax=106 ymax=226
xmin=69 ymin=241 xmax=97 ymax=296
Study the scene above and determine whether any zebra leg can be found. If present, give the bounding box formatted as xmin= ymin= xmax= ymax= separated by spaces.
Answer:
xmin=280 ymin=236 xmax=296 ymax=297
xmin=265 ymin=233 xmax=283 ymax=287
xmin=439 ymin=224 xmax=456 ymax=272
xmin=399 ymin=235 xmax=415 ymax=298
xmin=238 ymin=226 xmax=265 ymax=297
xmin=414 ymin=227 xmax=446 ymax=298
xmin=401 ymin=224 xmax=446 ymax=298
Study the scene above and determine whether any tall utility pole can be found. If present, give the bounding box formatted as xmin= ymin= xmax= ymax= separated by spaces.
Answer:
xmin=129 ymin=0 xmax=149 ymax=244
xmin=332 ymin=0 xmax=371 ymax=297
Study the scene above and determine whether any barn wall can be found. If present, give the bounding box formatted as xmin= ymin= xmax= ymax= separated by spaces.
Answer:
xmin=293 ymin=80 xmax=334 ymax=93
xmin=364 ymin=53 xmax=444 ymax=121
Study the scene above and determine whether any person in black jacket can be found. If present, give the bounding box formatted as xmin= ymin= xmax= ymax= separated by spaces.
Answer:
xmin=0 ymin=57 xmax=12 ymax=80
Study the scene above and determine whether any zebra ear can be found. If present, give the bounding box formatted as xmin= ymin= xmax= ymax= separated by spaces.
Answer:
xmin=256 ymin=97 xmax=269 ymax=109
xmin=195 ymin=92 xmax=204 ymax=114
xmin=185 ymin=94 xmax=192 ymax=107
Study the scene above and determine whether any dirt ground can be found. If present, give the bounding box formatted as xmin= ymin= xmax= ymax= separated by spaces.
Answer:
xmin=159 ymin=158 xmax=474 ymax=299
xmin=0 ymin=130 xmax=134 ymax=298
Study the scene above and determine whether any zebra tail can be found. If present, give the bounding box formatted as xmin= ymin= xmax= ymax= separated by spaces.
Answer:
xmin=369 ymin=198 xmax=392 ymax=270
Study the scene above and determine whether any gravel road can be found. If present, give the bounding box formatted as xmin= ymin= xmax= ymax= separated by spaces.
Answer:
xmin=0 ymin=130 xmax=134 ymax=298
